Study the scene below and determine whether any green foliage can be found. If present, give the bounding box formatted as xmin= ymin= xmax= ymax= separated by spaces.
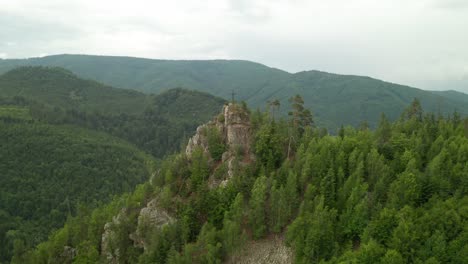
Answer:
xmin=288 ymin=94 xmax=314 ymax=134
xmin=254 ymin=123 xmax=283 ymax=170
xmin=249 ymin=175 xmax=268 ymax=239
xmin=222 ymin=193 xmax=246 ymax=254
xmin=6 ymin=98 xmax=468 ymax=264
xmin=0 ymin=106 xmax=31 ymax=120
xmin=0 ymin=121 xmax=152 ymax=262
xmin=205 ymin=126 xmax=225 ymax=161
xmin=287 ymin=196 xmax=337 ymax=263
xmin=189 ymin=148 xmax=210 ymax=190
xmin=0 ymin=67 xmax=226 ymax=158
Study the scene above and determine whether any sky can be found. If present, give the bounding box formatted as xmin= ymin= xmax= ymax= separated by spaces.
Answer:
xmin=1 ymin=0 xmax=468 ymax=93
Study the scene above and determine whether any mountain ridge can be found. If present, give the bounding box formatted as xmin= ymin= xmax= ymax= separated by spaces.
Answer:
xmin=0 ymin=54 xmax=467 ymax=131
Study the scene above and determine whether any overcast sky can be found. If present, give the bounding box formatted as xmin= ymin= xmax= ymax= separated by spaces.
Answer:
xmin=1 ymin=0 xmax=468 ymax=92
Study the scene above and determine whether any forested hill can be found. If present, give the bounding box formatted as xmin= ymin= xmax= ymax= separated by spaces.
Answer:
xmin=0 ymin=66 xmax=149 ymax=115
xmin=0 ymin=117 xmax=154 ymax=263
xmin=16 ymin=100 xmax=468 ymax=263
xmin=1 ymin=54 xmax=467 ymax=130
xmin=430 ymin=90 xmax=468 ymax=104
xmin=0 ymin=67 xmax=226 ymax=263
xmin=0 ymin=66 xmax=226 ymax=157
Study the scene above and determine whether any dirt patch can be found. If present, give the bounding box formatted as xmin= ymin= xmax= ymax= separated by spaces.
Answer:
xmin=225 ymin=235 xmax=293 ymax=264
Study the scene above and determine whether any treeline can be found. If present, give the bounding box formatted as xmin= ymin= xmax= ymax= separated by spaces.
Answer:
xmin=15 ymin=98 xmax=468 ymax=263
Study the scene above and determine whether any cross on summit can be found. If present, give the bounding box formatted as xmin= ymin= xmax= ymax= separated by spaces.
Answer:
xmin=231 ymin=90 xmax=236 ymax=103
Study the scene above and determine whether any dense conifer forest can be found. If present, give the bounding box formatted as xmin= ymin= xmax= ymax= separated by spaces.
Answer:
xmin=0 ymin=67 xmax=225 ymax=263
xmin=0 ymin=118 xmax=153 ymax=262
xmin=2 ymin=1 xmax=467 ymax=263
xmin=11 ymin=98 xmax=467 ymax=263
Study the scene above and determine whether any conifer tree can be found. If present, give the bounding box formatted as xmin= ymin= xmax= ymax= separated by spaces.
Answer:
xmin=249 ymin=175 xmax=268 ymax=239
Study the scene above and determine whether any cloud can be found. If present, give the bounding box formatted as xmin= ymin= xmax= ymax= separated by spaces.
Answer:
xmin=432 ymin=0 xmax=468 ymax=10
xmin=0 ymin=0 xmax=467 ymax=92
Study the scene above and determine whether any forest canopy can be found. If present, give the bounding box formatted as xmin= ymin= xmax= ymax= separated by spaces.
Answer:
xmin=13 ymin=97 xmax=468 ymax=264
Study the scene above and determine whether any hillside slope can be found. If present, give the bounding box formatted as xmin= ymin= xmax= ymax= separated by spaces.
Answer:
xmin=16 ymin=102 xmax=468 ymax=264
xmin=0 ymin=117 xmax=153 ymax=262
xmin=0 ymin=66 xmax=149 ymax=115
xmin=430 ymin=90 xmax=468 ymax=104
xmin=1 ymin=54 xmax=467 ymax=130
xmin=0 ymin=67 xmax=226 ymax=158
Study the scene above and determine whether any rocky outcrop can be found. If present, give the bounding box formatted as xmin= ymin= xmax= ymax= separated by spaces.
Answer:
xmin=52 ymin=245 xmax=76 ymax=264
xmin=223 ymin=104 xmax=251 ymax=154
xmin=100 ymin=199 xmax=174 ymax=263
xmin=185 ymin=124 xmax=211 ymax=158
xmin=186 ymin=103 xmax=254 ymax=187
xmin=130 ymin=198 xmax=174 ymax=250
xmin=225 ymin=235 xmax=293 ymax=264
xmin=101 ymin=209 xmax=127 ymax=264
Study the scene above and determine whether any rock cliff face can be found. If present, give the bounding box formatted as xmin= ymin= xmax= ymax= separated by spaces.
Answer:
xmin=101 ymin=209 xmax=127 ymax=264
xmin=100 ymin=103 xmax=254 ymax=263
xmin=100 ymin=200 xmax=174 ymax=263
xmin=223 ymin=104 xmax=251 ymax=154
xmin=130 ymin=198 xmax=174 ymax=250
xmin=185 ymin=124 xmax=211 ymax=157
xmin=186 ymin=103 xmax=253 ymax=186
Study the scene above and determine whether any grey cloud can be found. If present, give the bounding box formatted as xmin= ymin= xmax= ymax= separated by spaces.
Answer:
xmin=0 ymin=0 xmax=467 ymax=93
xmin=227 ymin=0 xmax=272 ymax=22
xmin=432 ymin=0 xmax=468 ymax=9
xmin=0 ymin=12 xmax=80 ymax=44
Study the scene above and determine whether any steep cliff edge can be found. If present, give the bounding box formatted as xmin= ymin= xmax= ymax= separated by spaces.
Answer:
xmin=186 ymin=103 xmax=254 ymax=187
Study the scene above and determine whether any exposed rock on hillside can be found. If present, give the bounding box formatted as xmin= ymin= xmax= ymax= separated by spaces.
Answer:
xmin=101 ymin=209 xmax=128 ymax=264
xmin=225 ymin=235 xmax=293 ymax=264
xmin=100 ymin=199 xmax=174 ymax=263
xmin=130 ymin=198 xmax=174 ymax=250
xmin=223 ymin=103 xmax=251 ymax=154
xmin=186 ymin=103 xmax=254 ymax=186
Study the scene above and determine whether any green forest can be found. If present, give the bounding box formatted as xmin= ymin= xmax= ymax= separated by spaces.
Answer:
xmin=0 ymin=67 xmax=225 ymax=263
xmin=0 ymin=67 xmax=225 ymax=158
xmin=11 ymin=98 xmax=468 ymax=263
xmin=0 ymin=118 xmax=153 ymax=262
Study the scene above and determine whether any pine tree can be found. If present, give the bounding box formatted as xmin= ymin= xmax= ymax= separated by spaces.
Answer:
xmin=189 ymin=147 xmax=210 ymax=190
xmin=249 ymin=175 xmax=268 ymax=239
xmin=222 ymin=193 xmax=245 ymax=253
xmin=288 ymin=95 xmax=313 ymax=135
xmin=320 ymin=168 xmax=336 ymax=208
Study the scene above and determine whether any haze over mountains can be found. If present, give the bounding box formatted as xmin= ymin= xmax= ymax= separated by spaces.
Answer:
xmin=1 ymin=54 xmax=466 ymax=131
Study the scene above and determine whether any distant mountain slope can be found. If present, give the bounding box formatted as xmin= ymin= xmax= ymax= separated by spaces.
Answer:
xmin=1 ymin=54 xmax=467 ymax=130
xmin=0 ymin=66 xmax=226 ymax=157
xmin=430 ymin=90 xmax=468 ymax=105
xmin=0 ymin=66 xmax=150 ymax=114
